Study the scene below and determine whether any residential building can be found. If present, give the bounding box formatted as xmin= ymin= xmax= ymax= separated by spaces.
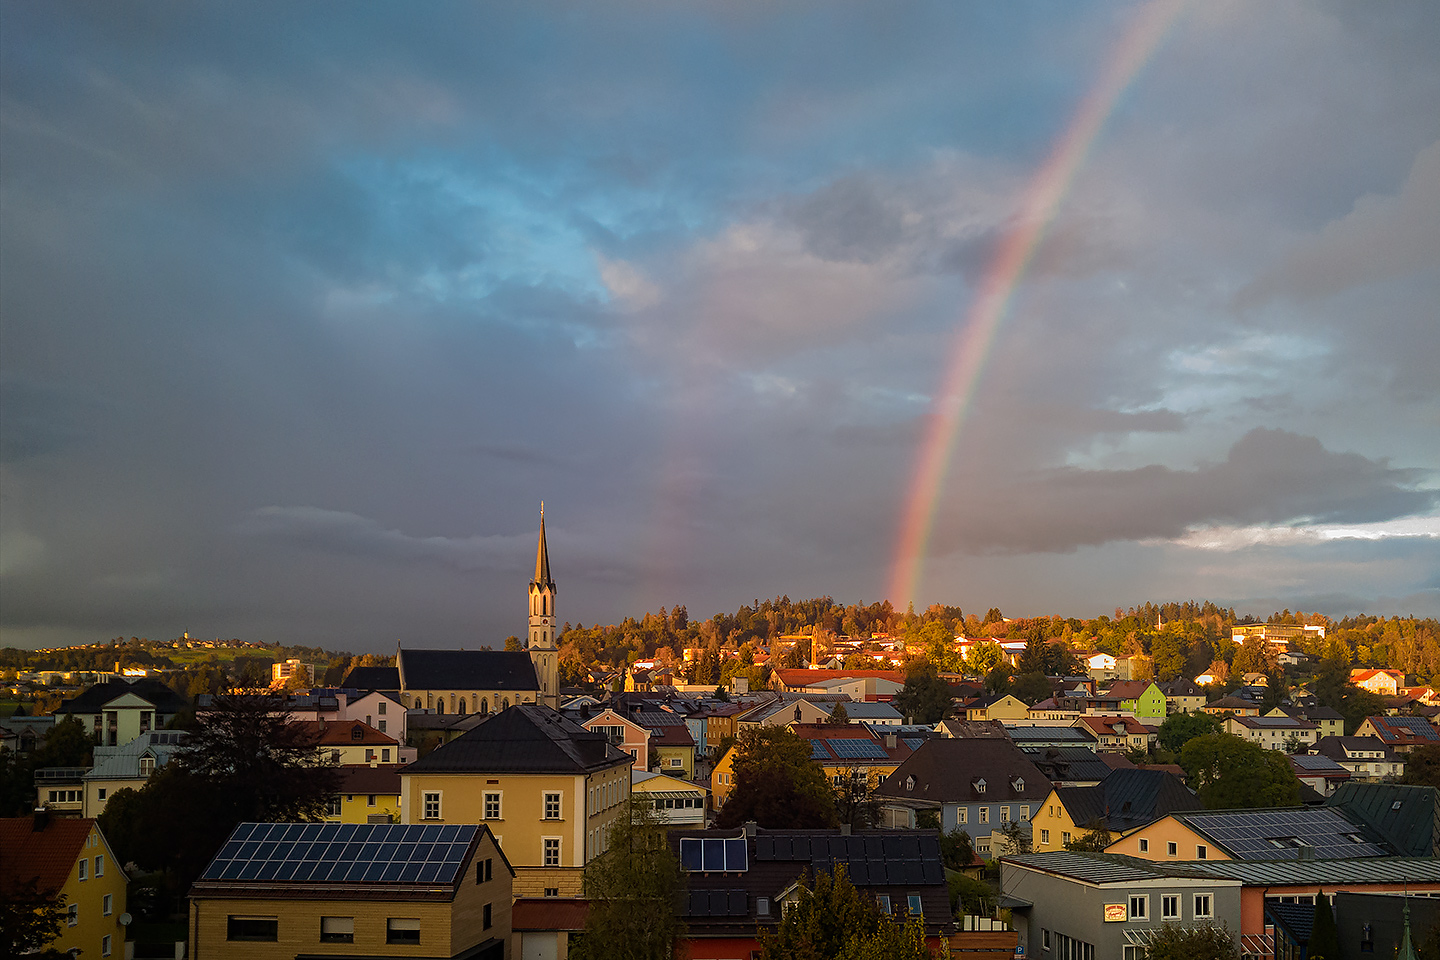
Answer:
xmin=271 ymin=658 xmax=316 ymax=689
xmin=398 ymin=704 xmax=632 ymax=898
xmin=837 ymin=701 xmax=904 ymax=725
xmin=710 ymin=745 xmax=740 ymax=811
xmin=82 ymin=730 xmax=186 ymax=817
xmin=1107 ymin=806 xmax=1394 ymax=862
xmin=634 ymin=710 xmax=697 ymax=777
xmin=769 ymin=668 xmax=906 ymax=698
xmin=1093 ymin=681 xmax=1167 ymax=722
xmin=299 ymin=719 xmax=414 ymax=766
xmin=1022 ymin=746 xmax=1124 ymax=787
xmin=1311 ymin=735 xmax=1405 ymax=779
xmin=1356 ymin=715 xmax=1440 ymax=753
xmin=1003 ymin=725 xmax=1098 ymax=751
xmin=1157 ymin=678 xmax=1205 ymax=715
xmin=1001 ymin=851 xmax=1241 ymax=960
xmin=1031 ymin=769 xmax=1202 ymax=852
xmin=790 ymin=723 xmax=912 ymax=790
xmin=189 ymin=821 xmax=511 ymax=960
xmin=54 ymin=678 xmax=188 ymax=747
xmin=1325 ymin=782 xmax=1439 ymax=857
xmin=1027 ymin=697 xmax=1083 ymax=722
xmin=1350 ymin=668 xmax=1406 ymax=696
xmin=701 ymin=702 xmax=742 ymax=757
xmin=1223 ymin=714 xmax=1317 ymax=750
xmin=512 ymin=898 xmax=587 ymax=960
xmin=0 ymin=813 xmax=128 ymax=960
xmin=632 ymin=769 xmax=707 ymax=825
xmin=35 ymin=766 xmax=90 ymax=817
xmin=286 ymin=688 xmax=408 ymax=742
xmin=406 ymin=711 xmax=488 ymax=757
xmin=873 ymin=738 xmax=1051 ymax=847
xmin=674 ymin=827 xmax=954 ymax=959
xmin=1072 ymin=715 xmax=1156 ymax=753
xmin=326 ymin=765 xmax=403 ymax=824
xmin=964 ymin=693 xmax=1030 ymax=722
xmin=1287 ymin=753 xmax=1351 ymax=796
xmin=1200 ymin=695 xmax=1261 ymax=717
xmin=1269 ymin=704 xmax=1342 ymax=740
xmin=735 ymin=695 xmax=842 ymax=733
xmin=582 ymin=708 xmax=652 ymax=769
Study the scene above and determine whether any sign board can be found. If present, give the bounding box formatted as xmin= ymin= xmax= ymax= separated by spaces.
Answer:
xmin=1103 ymin=903 xmax=1128 ymax=922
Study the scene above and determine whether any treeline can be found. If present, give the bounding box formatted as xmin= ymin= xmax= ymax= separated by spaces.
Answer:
xmin=1 ymin=637 xmax=354 ymax=674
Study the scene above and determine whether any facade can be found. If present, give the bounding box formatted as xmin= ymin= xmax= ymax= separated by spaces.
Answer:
xmin=791 ymin=723 xmax=912 ymax=790
xmin=1096 ymin=681 xmax=1167 ymax=722
xmin=1002 ymin=852 xmax=1241 ymax=960
xmin=965 ymin=694 xmax=1030 ymax=722
xmin=582 ymin=708 xmax=651 ymax=769
xmin=300 ymin=718 xmax=413 ymax=766
xmin=1287 ymin=754 xmax=1351 ymax=796
xmin=769 ymin=668 xmax=906 ymax=696
xmin=1201 ymin=696 xmax=1261 ymax=717
xmin=396 ymin=648 xmax=542 ymax=716
xmin=82 ymin=730 xmax=186 ymax=817
xmin=645 ymin=715 xmax=697 ymax=778
xmin=1032 ymin=769 xmax=1202 ymax=853
xmin=1223 ymin=714 xmax=1317 ymax=750
xmin=1271 ymin=704 xmax=1342 ymax=740
xmin=632 ymin=769 xmax=707 ymax=825
xmin=326 ymin=765 xmax=403 ymax=824
xmin=189 ymin=821 xmax=512 ymax=960
xmin=54 ymin=678 xmax=188 ymax=747
xmin=873 ymin=738 xmax=1051 ymax=840
xmin=1157 ymin=678 xmax=1205 ymax=714
xmin=736 ymin=696 xmax=839 ymax=732
xmin=1233 ymin=623 xmax=1325 ymax=645
xmin=399 ymin=704 xmax=632 ymax=898
xmin=0 ymin=813 xmax=128 ymax=960
xmin=286 ymin=689 xmax=408 ymax=743
xmin=1350 ymin=668 xmax=1406 ymax=696
xmin=1311 ymin=735 xmax=1405 ymax=779
xmin=1071 ymin=715 xmax=1156 ymax=753
xmin=271 ymin=658 xmax=316 ymax=688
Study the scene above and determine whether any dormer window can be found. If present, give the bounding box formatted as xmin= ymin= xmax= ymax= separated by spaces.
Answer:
xmin=139 ymin=756 xmax=155 ymax=777
xmin=905 ymin=776 xmax=915 ymax=792
xmin=974 ymin=778 xmax=987 ymax=794
xmin=1011 ymin=777 xmax=1024 ymax=792
xmin=351 ymin=726 xmax=364 ymax=741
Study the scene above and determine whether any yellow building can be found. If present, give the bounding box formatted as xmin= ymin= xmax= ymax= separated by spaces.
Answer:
xmin=1 ymin=813 xmax=128 ymax=959
xmin=790 ymin=723 xmax=909 ymax=787
xmin=1106 ymin=812 xmax=1235 ymax=861
xmin=1031 ymin=769 xmax=1202 ymax=852
xmin=711 ymin=745 xmax=740 ymax=811
xmin=966 ymin=694 xmax=1030 ymax=722
xmin=400 ymin=704 xmax=632 ymax=899
xmin=300 ymin=718 xmax=410 ymax=765
xmin=632 ymin=770 xmax=708 ymax=825
xmin=190 ymin=821 xmax=511 ymax=960
xmin=327 ymin=765 xmax=403 ymax=824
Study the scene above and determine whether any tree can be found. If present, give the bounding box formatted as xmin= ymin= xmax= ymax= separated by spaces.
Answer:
xmin=1180 ymin=733 xmax=1301 ymax=809
xmin=1150 ymin=631 xmax=1188 ymax=682
xmin=0 ymin=877 xmax=66 ymax=958
xmin=574 ymin=794 xmax=684 ymax=960
xmin=34 ymin=715 xmax=93 ymax=768
xmin=1064 ymin=819 xmax=1112 ymax=852
xmin=827 ymin=701 xmax=850 ymax=725
xmin=1232 ymin=636 xmax=1279 ymax=677
xmin=1157 ymin=711 xmax=1223 ymax=755
xmin=938 ymin=828 xmax=974 ymax=871
xmin=715 ymin=727 xmax=838 ymax=829
xmin=504 ymin=635 xmax=524 ymax=651
xmin=757 ymin=866 xmax=929 ymax=960
xmin=1307 ymin=893 xmax=1340 ymax=960
xmin=1142 ymin=923 xmax=1240 ymax=960
xmin=949 ymin=872 xmax=992 ymax=917
xmin=965 ymin=640 xmax=1006 ymax=676
xmin=1011 ymin=672 xmax=1053 ymax=705
xmin=1402 ymin=743 xmax=1440 ymax=789
xmin=833 ymin=767 xmax=879 ymax=830
xmin=894 ymin=661 xmax=954 ymax=725
xmin=984 ymin=662 xmax=1013 ymax=695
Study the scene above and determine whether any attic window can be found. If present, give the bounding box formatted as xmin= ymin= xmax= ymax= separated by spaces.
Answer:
xmin=1011 ymin=777 xmax=1024 ymax=792
xmin=1392 ymin=800 xmax=1403 ymax=810
xmin=351 ymin=726 xmax=364 ymax=741
xmin=975 ymin=778 xmax=987 ymax=794
xmin=905 ymin=776 xmax=915 ymax=792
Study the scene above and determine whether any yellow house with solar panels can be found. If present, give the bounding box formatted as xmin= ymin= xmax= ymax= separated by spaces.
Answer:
xmin=399 ymin=704 xmax=632 ymax=899
xmin=789 ymin=723 xmax=910 ymax=787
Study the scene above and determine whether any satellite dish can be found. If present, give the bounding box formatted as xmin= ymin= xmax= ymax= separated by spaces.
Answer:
xmin=119 ymin=913 xmax=132 ymax=926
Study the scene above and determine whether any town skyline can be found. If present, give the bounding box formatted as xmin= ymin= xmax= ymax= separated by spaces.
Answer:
xmin=3 ymin=2 xmax=1438 ymax=651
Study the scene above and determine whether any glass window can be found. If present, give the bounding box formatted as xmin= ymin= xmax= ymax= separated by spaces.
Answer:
xmin=95 ymin=855 xmax=104 ymax=877
xmin=1129 ymin=895 xmax=1146 ymax=920
xmin=320 ymin=917 xmax=354 ymax=943
xmin=544 ymin=837 xmax=561 ymax=867
xmin=1194 ymin=894 xmax=1212 ymax=919
xmin=78 ymin=859 xmax=87 ymax=881
xmin=483 ymin=903 xmax=492 ymax=930
xmin=907 ymin=895 xmax=923 ymax=916
xmin=68 ymin=904 xmax=78 ymax=926
xmin=1162 ymin=895 xmax=1179 ymax=919
xmin=544 ymin=792 xmax=562 ymax=819
xmin=1196 ymin=844 xmax=1207 ymax=859
xmin=484 ymin=792 xmax=501 ymax=819
xmin=956 ymin=807 xmax=967 ymax=824
xmin=387 ymin=918 xmax=421 ymax=945
xmin=1062 ymin=832 xmax=1071 ymax=844
xmin=1021 ymin=805 xmax=1031 ymax=820
xmin=327 ymin=795 xmax=342 ymax=817
xmin=1139 ymin=838 xmax=1148 ymax=852
xmin=423 ymin=792 xmax=441 ymax=820
xmin=1041 ymin=829 xmax=1050 ymax=844
xmin=1166 ymin=841 xmax=1177 ymax=856
xmin=98 ymin=788 xmax=106 ymax=800
xmin=979 ymin=807 xmax=989 ymax=824
xmin=368 ymin=795 xmax=376 ymax=807
xmin=877 ymin=895 xmax=891 ymax=914
xmin=1000 ymin=806 xmax=1010 ymax=822
xmin=102 ymin=934 xmax=112 ymax=956
xmin=227 ymin=917 xmax=277 ymax=941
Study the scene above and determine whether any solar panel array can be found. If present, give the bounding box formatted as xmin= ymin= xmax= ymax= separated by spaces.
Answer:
xmin=200 ymin=822 xmax=478 ymax=885
xmin=823 ymin=739 xmax=891 ymax=761
xmin=1183 ymin=809 xmax=1388 ymax=860
xmin=903 ymin=737 xmax=928 ymax=751
xmin=810 ymin=741 xmax=831 ymax=760
xmin=1384 ymin=717 xmax=1439 ymax=739
xmin=679 ymin=836 xmax=749 ymax=873
xmin=686 ymin=889 xmax=749 ymax=917
xmin=754 ymin=833 xmax=944 ymax=885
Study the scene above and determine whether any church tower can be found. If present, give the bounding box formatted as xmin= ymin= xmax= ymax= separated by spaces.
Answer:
xmin=528 ymin=504 xmax=559 ymax=709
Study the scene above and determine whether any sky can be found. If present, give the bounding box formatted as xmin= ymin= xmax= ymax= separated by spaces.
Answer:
xmin=2 ymin=1 xmax=1438 ymax=652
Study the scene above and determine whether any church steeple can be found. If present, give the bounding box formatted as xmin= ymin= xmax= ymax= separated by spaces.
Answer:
xmin=528 ymin=503 xmax=559 ymax=709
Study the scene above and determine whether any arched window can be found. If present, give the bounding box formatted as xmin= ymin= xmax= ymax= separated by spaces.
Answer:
xmin=436 ymin=701 xmax=444 ymax=715
xmin=481 ymin=697 xmax=488 ymax=714
xmin=503 ymin=698 xmax=510 ymax=709
xmin=458 ymin=700 xmax=466 ymax=716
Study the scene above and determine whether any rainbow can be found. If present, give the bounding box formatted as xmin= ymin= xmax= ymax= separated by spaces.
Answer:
xmin=888 ymin=0 xmax=1189 ymax=608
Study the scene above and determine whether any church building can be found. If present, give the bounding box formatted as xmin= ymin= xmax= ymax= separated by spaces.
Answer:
xmin=347 ymin=508 xmax=562 ymax=712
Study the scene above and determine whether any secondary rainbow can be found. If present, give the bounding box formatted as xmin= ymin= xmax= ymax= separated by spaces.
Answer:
xmin=888 ymin=0 xmax=1188 ymax=608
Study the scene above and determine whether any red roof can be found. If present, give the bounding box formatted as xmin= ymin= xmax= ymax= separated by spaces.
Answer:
xmin=512 ymin=898 xmax=589 ymax=931
xmin=773 ymin=669 xmax=906 ymax=686
xmin=298 ymin=719 xmax=398 ymax=746
xmin=336 ymin=764 xmax=403 ymax=794
xmin=0 ymin=816 xmax=94 ymax=897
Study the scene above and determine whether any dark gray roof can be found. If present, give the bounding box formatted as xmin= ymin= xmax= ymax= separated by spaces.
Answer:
xmin=341 ymin=666 xmax=401 ymax=691
xmin=1313 ymin=735 xmax=1392 ymax=759
xmin=1002 ymin=852 xmax=1189 ymax=884
xmin=1022 ymin=746 xmax=1115 ymax=784
xmin=1054 ymin=768 xmax=1202 ymax=833
xmin=873 ymin=738 xmax=1052 ymax=804
xmin=397 ymin=649 xmax=538 ymax=691
xmin=1006 ymin=726 xmax=1094 ymax=744
xmin=1173 ymin=807 xmax=1393 ymax=860
xmin=754 ymin=831 xmax=945 ymax=886
xmin=1006 ymin=851 xmax=1440 ymax=886
xmin=1325 ymin=782 xmax=1439 ymax=858
xmin=56 ymin=679 xmax=188 ymax=715
xmin=402 ymin=704 xmax=629 ymax=775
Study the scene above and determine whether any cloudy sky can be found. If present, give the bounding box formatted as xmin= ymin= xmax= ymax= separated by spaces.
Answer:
xmin=2 ymin=1 xmax=1437 ymax=652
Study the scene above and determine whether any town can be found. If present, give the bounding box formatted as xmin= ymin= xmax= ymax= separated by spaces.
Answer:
xmin=3 ymin=517 xmax=1438 ymax=960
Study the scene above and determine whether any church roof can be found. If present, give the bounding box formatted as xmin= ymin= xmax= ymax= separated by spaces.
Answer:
xmin=402 ymin=704 xmax=629 ymax=775
xmin=397 ymin=649 xmax=539 ymax=692
xmin=342 ymin=666 xmax=401 ymax=691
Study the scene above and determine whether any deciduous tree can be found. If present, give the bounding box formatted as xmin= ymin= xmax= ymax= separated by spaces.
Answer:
xmin=1157 ymin=711 xmax=1223 ymax=754
xmin=1180 ymin=733 xmax=1300 ymax=809
xmin=715 ymin=727 xmax=838 ymax=829
xmin=1142 ymin=922 xmax=1240 ymax=960
xmin=757 ymin=866 xmax=929 ymax=960
xmin=894 ymin=660 xmax=954 ymax=725
xmin=574 ymin=795 xmax=685 ymax=960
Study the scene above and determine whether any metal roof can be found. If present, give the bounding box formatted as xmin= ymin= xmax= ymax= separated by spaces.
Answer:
xmin=199 ymin=822 xmax=479 ymax=885
xmin=1187 ymin=857 xmax=1440 ymax=885
xmin=1002 ymin=852 xmax=1212 ymax=885
xmin=1325 ymin=782 xmax=1439 ymax=858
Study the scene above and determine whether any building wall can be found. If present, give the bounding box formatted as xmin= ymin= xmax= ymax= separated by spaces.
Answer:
xmin=49 ymin=823 xmax=128 ymax=960
xmin=327 ymin=790 xmax=402 ymax=824
xmin=711 ymin=747 xmax=738 ymax=809
xmin=83 ymin=776 xmax=147 ymax=818
xmin=1032 ymin=788 xmax=1084 ymax=852
xmin=653 ymin=743 xmax=695 ymax=778
xmin=582 ymin=710 xmax=650 ymax=770
xmin=1105 ymin=818 xmax=1231 ymax=861
xmin=402 ymin=688 xmax=538 ymax=715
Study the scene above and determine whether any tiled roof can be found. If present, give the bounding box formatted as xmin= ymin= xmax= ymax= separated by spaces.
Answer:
xmin=1230 ymin=715 xmax=1316 ymax=730
xmin=298 ymin=719 xmax=398 ymax=746
xmin=873 ymin=738 xmax=1051 ymax=804
xmin=1313 ymin=735 xmax=1392 ymax=759
xmin=0 ymin=816 xmax=94 ymax=897
xmin=512 ymin=899 xmax=589 ymax=931
xmin=397 ymin=648 xmax=539 ymax=692
xmin=1054 ymin=768 xmax=1203 ymax=833
xmin=401 ymin=704 xmax=630 ymax=775
xmin=336 ymin=764 xmax=403 ymax=795
xmin=772 ymin=669 xmax=906 ymax=686
xmin=1022 ymin=746 xmax=1116 ymax=784
xmin=1005 ymin=851 xmax=1440 ymax=885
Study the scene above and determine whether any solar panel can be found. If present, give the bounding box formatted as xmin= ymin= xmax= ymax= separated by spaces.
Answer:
xmin=810 ymin=741 xmax=832 ymax=760
xmin=200 ymin=822 xmax=479 ymax=885
xmin=827 ymin=739 xmax=890 ymax=760
xmin=1185 ymin=809 xmax=1389 ymax=860
xmin=903 ymin=737 xmax=927 ymax=751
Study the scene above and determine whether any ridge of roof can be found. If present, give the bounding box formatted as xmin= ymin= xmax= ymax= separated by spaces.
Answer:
xmin=401 ymin=704 xmax=630 ymax=775
xmin=397 ymin=649 xmax=539 ymax=692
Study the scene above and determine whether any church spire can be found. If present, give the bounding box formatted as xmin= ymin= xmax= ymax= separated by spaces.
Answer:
xmin=533 ymin=502 xmax=553 ymax=588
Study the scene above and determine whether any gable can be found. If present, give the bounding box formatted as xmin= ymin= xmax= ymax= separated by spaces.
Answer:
xmin=101 ymin=691 xmax=158 ymax=710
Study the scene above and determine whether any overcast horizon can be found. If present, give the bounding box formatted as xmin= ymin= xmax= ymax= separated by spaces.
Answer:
xmin=2 ymin=1 xmax=1437 ymax=653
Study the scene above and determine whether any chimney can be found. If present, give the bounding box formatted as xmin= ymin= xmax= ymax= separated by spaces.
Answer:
xmin=885 ymin=733 xmax=898 ymax=750
xmin=743 ymin=821 xmax=758 ymax=837
xmin=839 ymin=823 xmax=852 ymax=836
xmin=33 ymin=806 xmax=49 ymax=832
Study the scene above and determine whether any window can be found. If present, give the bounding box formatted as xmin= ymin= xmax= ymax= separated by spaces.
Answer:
xmin=98 ymin=788 xmax=106 ymax=801
xmin=1196 ymin=844 xmax=1207 ymax=859
xmin=1139 ymin=838 xmax=1148 ymax=852
xmin=907 ymin=894 xmax=923 ymax=916
xmin=544 ymin=887 xmax=559 ymax=897
xmin=227 ymin=917 xmax=277 ymax=941
xmin=379 ymin=701 xmax=386 ymax=714
xmin=1129 ymin=895 xmax=1147 ymax=920
xmin=544 ymin=837 xmax=561 ymax=867
xmin=483 ymin=903 xmax=492 ymax=930
xmin=320 ymin=917 xmax=355 ymax=943
xmin=484 ymin=792 xmax=501 ymax=819
xmin=423 ymin=792 xmax=442 ymax=820
xmin=1043 ymin=929 xmax=1051 ymax=950
xmin=1062 ymin=832 xmax=1071 ymax=844
xmin=95 ymin=855 xmax=104 ymax=877
xmin=382 ymin=748 xmax=391 ymax=762
xmin=378 ymin=719 xmax=387 ymax=733
xmin=478 ymin=857 xmax=493 ymax=883
xmin=544 ymin=792 xmax=562 ymax=820
xmin=1193 ymin=893 xmax=1213 ymax=918
xmin=68 ymin=904 xmax=78 ymax=926
xmin=352 ymin=726 xmax=364 ymax=741
xmin=1162 ymin=895 xmax=1179 ymax=920
xmin=387 ymin=918 xmax=421 ymax=945
xmin=979 ymin=807 xmax=989 ymax=824
xmin=877 ymin=895 xmax=891 ymax=914
xmin=956 ymin=807 xmax=967 ymax=824
xmin=1041 ymin=829 xmax=1050 ymax=844
xmin=1021 ymin=805 xmax=1030 ymax=820
xmin=757 ymin=897 xmax=770 ymax=916
xmin=1000 ymin=806 xmax=1010 ymax=822
xmin=78 ymin=859 xmax=87 ymax=881
xmin=670 ymin=758 xmax=683 ymax=767
xmin=103 ymin=894 xmax=113 ymax=916
xmin=367 ymin=794 xmax=376 ymax=807
xmin=1166 ymin=841 xmax=1177 ymax=857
